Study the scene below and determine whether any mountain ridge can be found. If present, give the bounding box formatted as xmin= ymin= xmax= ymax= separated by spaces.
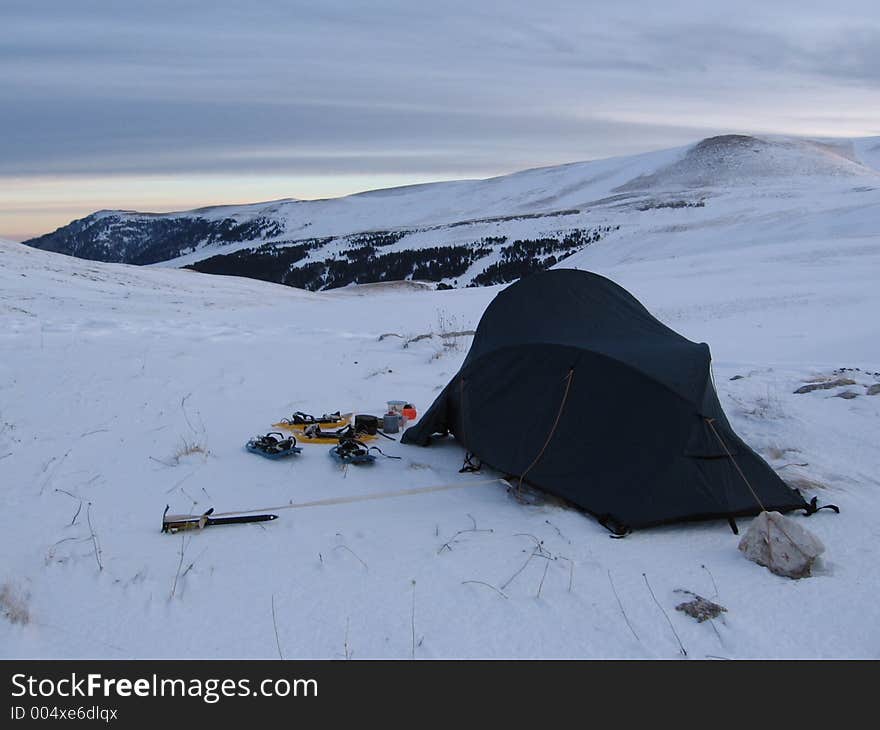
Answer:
xmin=22 ymin=134 xmax=880 ymax=290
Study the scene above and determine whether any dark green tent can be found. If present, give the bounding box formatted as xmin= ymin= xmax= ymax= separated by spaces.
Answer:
xmin=403 ymin=269 xmax=819 ymax=533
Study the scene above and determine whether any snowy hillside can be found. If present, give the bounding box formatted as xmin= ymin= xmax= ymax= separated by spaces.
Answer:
xmin=22 ymin=134 xmax=880 ymax=291
xmin=2 ymin=209 xmax=879 ymax=657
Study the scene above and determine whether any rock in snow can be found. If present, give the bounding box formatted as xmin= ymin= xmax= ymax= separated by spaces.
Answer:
xmin=793 ymin=378 xmax=856 ymax=394
xmin=738 ymin=511 xmax=825 ymax=579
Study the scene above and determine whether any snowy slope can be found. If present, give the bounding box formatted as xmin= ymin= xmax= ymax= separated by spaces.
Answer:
xmin=1 ymin=221 xmax=879 ymax=658
xmin=22 ymin=134 xmax=880 ymax=292
xmin=852 ymin=137 xmax=880 ymax=172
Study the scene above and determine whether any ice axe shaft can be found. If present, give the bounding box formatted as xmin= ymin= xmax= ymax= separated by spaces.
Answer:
xmin=161 ymin=505 xmax=278 ymax=533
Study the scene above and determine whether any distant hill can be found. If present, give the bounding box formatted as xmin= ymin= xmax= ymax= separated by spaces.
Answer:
xmin=23 ymin=134 xmax=880 ymax=290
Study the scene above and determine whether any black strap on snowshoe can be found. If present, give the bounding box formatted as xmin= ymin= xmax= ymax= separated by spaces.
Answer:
xmin=802 ymin=496 xmax=840 ymax=516
xmin=275 ymin=434 xmax=296 ymax=451
xmin=459 ymin=452 xmax=482 ymax=473
xmin=368 ymin=446 xmax=401 ymax=460
xmin=303 ymin=423 xmax=321 ymax=438
xmin=335 ymin=438 xmax=369 ymax=458
xmin=253 ymin=432 xmax=280 ymax=448
xmin=283 ymin=411 xmax=342 ymax=426
xmin=253 ymin=432 xmax=297 ymax=453
xmin=305 ymin=423 xmax=356 ymax=440
xmin=282 ymin=411 xmax=314 ymax=425
xmin=258 ymin=431 xmax=281 ymax=442
xmin=335 ymin=424 xmax=357 ymax=440
xmin=333 ymin=439 xmax=401 ymax=461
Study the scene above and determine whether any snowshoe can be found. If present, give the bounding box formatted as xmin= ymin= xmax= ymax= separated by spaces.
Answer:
xmin=329 ymin=438 xmax=402 ymax=465
xmin=246 ymin=432 xmax=302 ymax=459
xmin=277 ymin=411 xmax=349 ymax=428
xmin=329 ymin=438 xmax=377 ymax=465
xmin=300 ymin=423 xmax=376 ymax=442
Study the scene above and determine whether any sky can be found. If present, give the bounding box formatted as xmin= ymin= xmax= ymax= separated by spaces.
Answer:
xmin=1 ymin=0 xmax=879 ymax=240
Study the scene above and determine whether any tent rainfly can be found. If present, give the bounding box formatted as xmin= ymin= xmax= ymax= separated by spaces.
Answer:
xmin=402 ymin=269 xmax=831 ymax=534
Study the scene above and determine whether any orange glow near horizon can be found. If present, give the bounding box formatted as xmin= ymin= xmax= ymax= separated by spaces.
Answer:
xmin=0 ymin=171 xmax=477 ymax=241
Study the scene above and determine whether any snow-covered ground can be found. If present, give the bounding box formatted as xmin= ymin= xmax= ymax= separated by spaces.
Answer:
xmin=2 ymin=154 xmax=880 ymax=658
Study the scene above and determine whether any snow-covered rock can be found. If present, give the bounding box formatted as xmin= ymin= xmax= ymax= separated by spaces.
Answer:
xmin=738 ymin=511 xmax=825 ymax=579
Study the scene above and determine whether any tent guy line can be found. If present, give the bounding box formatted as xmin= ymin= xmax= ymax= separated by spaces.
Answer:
xmin=204 ymin=477 xmax=509 ymax=519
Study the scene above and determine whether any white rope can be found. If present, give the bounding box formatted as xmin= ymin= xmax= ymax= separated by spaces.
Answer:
xmin=208 ymin=477 xmax=507 ymax=518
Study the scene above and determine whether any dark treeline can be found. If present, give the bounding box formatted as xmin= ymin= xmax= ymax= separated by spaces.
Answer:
xmin=184 ymin=238 xmax=331 ymax=283
xmin=186 ymin=227 xmax=618 ymax=290
xmin=345 ymin=231 xmax=407 ymax=247
xmin=188 ymin=242 xmax=491 ymax=291
xmin=470 ymin=227 xmax=615 ymax=286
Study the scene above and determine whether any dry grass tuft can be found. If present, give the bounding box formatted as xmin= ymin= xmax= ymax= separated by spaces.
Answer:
xmin=763 ymin=445 xmax=800 ymax=461
xmin=173 ymin=438 xmax=207 ymax=462
xmin=786 ymin=475 xmax=831 ymax=492
xmin=0 ymin=582 xmax=31 ymax=625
